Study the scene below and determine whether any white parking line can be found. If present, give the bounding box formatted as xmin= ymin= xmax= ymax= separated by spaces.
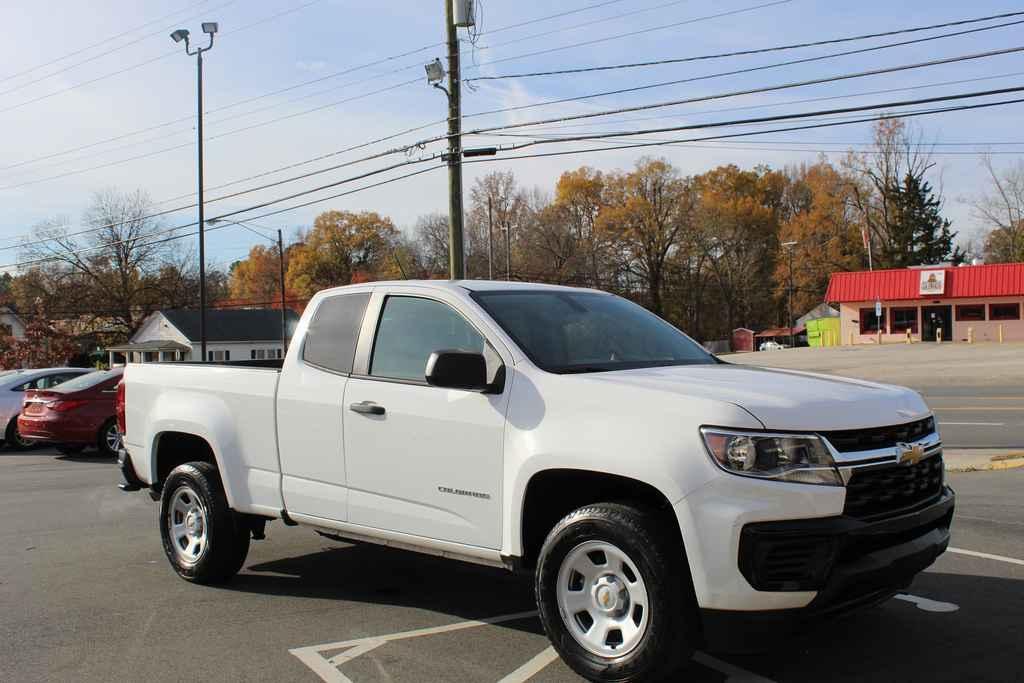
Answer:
xmin=497 ymin=646 xmax=560 ymax=683
xmin=894 ymin=594 xmax=960 ymax=612
xmin=290 ymin=611 xmax=776 ymax=683
xmin=938 ymin=422 xmax=1006 ymax=426
xmin=948 ymin=546 xmax=1024 ymax=566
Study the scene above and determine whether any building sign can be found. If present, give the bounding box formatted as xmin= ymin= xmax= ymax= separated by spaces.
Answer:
xmin=919 ymin=270 xmax=946 ymax=296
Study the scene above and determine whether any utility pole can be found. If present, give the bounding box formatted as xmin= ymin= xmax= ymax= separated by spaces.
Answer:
xmin=782 ymin=241 xmax=798 ymax=348
xmin=277 ymin=229 xmax=288 ymax=354
xmin=505 ymin=223 xmax=512 ymax=281
xmin=445 ymin=0 xmax=465 ymax=280
xmin=487 ymin=196 xmax=494 ymax=280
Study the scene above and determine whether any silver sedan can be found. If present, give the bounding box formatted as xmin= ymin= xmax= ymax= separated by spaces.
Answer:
xmin=0 ymin=368 xmax=94 ymax=449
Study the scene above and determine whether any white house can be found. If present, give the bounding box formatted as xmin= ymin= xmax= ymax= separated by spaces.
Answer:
xmin=0 ymin=306 xmax=26 ymax=340
xmin=108 ymin=308 xmax=299 ymax=365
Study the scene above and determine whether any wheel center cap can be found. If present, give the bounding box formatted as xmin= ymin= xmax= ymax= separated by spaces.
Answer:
xmin=596 ymin=586 xmax=617 ymax=610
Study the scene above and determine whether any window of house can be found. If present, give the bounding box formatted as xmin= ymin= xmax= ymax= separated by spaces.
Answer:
xmin=990 ymin=303 xmax=1021 ymax=321
xmin=207 ymin=350 xmax=230 ymax=361
xmin=955 ymin=305 xmax=986 ymax=322
xmin=890 ymin=307 xmax=918 ymax=333
xmin=370 ymin=297 xmax=484 ymax=382
xmin=859 ymin=308 xmax=886 ymax=334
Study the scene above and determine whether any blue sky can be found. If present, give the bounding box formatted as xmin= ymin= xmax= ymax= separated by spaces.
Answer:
xmin=1 ymin=0 xmax=1022 ymax=272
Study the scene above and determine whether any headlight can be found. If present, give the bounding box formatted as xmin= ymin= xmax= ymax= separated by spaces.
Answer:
xmin=700 ymin=428 xmax=842 ymax=486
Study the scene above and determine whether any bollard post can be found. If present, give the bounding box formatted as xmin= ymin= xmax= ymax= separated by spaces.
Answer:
xmin=937 ymin=328 xmax=943 ymax=344
xmin=999 ymin=324 xmax=1004 ymax=344
xmin=849 ymin=331 xmax=854 ymax=346
xmin=877 ymin=329 xmax=882 ymax=345
xmin=968 ymin=327 xmax=974 ymax=344
xmin=906 ymin=328 xmax=912 ymax=344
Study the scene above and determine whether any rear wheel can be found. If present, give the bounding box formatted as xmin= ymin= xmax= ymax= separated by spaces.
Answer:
xmin=535 ymin=502 xmax=696 ymax=682
xmin=159 ymin=462 xmax=250 ymax=584
xmin=5 ymin=419 xmax=35 ymax=450
xmin=96 ymin=418 xmax=121 ymax=458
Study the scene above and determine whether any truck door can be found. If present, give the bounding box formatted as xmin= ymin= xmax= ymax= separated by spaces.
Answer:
xmin=277 ymin=291 xmax=371 ymax=522
xmin=342 ymin=291 xmax=510 ymax=549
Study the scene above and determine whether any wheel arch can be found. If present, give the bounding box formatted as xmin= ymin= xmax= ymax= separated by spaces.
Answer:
xmin=518 ymin=468 xmax=688 ymax=571
xmin=150 ymin=430 xmax=233 ymax=506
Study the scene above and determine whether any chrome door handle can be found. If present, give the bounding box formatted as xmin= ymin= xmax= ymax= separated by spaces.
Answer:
xmin=349 ymin=401 xmax=385 ymax=416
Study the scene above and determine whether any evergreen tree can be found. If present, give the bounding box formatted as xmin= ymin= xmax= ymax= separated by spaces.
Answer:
xmin=885 ymin=174 xmax=963 ymax=267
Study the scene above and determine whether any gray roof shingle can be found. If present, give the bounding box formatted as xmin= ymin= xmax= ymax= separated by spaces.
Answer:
xmin=162 ymin=308 xmax=299 ymax=343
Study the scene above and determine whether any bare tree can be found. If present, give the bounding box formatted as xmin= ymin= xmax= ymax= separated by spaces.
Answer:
xmin=413 ymin=213 xmax=450 ymax=276
xmin=967 ymin=156 xmax=1024 ymax=263
xmin=19 ymin=188 xmax=192 ymax=336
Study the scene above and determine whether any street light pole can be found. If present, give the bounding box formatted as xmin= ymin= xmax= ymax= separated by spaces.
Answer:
xmin=171 ymin=23 xmax=217 ymax=362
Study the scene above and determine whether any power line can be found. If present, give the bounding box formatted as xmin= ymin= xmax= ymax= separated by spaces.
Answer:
xmin=0 ymin=0 xmax=326 ymax=116
xmin=478 ymin=0 xmax=629 ymax=36
xmin=457 ymin=45 xmax=1024 ymax=137
xmin=465 ymin=92 xmax=1024 ymax=162
xmin=0 ymin=0 xmax=213 ymax=84
xmin=0 ymin=77 xmax=425 ymax=191
xmin=464 ymin=40 xmax=1024 ymax=123
xmin=467 ymin=0 xmax=793 ymax=70
xmin=0 ymin=1 xmax=237 ymax=98
xmin=467 ymin=9 xmax=1024 ymax=81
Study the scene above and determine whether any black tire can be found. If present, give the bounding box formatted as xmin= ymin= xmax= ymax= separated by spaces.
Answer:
xmin=535 ymin=502 xmax=697 ymax=682
xmin=159 ymin=461 xmax=250 ymax=584
xmin=5 ymin=418 xmax=35 ymax=451
xmin=96 ymin=418 xmax=121 ymax=458
xmin=57 ymin=444 xmax=87 ymax=455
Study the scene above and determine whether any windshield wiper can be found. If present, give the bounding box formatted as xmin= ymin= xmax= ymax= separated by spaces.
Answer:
xmin=553 ymin=366 xmax=615 ymax=375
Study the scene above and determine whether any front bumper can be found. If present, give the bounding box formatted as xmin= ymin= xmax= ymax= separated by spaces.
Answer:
xmin=700 ymin=486 xmax=954 ymax=652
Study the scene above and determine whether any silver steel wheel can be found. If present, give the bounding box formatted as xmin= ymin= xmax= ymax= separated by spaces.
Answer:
xmin=556 ymin=540 xmax=650 ymax=658
xmin=104 ymin=423 xmax=122 ymax=454
xmin=168 ymin=486 xmax=209 ymax=566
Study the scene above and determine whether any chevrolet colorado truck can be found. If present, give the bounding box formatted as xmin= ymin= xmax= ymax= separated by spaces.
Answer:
xmin=117 ymin=281 xmax=953 ymax=682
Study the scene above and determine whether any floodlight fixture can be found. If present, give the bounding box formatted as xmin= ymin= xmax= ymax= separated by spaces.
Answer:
xmin=202 ymin=22 xmax=219 ymax=34
xmin=170 ymin=29 xmax=190 ymax=43
xmin=425 ymin=58 xmax=445 ymax=84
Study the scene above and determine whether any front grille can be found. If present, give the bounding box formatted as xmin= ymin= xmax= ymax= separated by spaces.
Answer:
xmin=843 ymin=455 xmax=944 ymax=519
xmin=820 ymin=417 xmax=935 ymax=453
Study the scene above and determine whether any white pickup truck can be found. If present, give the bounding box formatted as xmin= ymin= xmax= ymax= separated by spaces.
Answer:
xmin=117 ymin=280 xmax=953 ymax=681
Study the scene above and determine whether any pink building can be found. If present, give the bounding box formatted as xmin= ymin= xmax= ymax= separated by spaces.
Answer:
xmin=825 ymin=262 xmax=1024 ymax=344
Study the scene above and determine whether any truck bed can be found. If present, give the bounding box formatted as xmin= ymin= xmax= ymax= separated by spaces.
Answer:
xmin=122 ymin=361 xmax=284 ymax=516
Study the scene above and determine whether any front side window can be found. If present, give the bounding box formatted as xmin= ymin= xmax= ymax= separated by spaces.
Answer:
xmin=473 ymin=290 xmax=714 ymax=374
xmin=370 ymin=297 xmax=484 ymax=382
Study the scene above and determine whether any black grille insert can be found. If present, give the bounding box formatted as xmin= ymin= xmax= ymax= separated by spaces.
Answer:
xmin=820 ymin=417 xmax=935 ymax=453
xmin=843 ymin=455 xmax=944 ymax=519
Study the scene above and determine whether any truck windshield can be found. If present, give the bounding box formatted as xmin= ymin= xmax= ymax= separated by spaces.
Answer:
xmin=472 ymin=290 xmax=716 ymax=374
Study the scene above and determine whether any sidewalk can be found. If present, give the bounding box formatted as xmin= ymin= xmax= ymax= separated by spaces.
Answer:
xmin=944 ymin=449 xmax=1024 ymax=472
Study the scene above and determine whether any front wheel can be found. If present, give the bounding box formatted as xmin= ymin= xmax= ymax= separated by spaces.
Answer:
xmin=535 ymin=503 xmax=696 ymax=682
xmin=159 ymin=462 xmax=250 ymax=584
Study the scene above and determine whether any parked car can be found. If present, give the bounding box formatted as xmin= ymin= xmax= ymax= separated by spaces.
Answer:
xmin=0 ymin=367 xmax=93 ymax=449
xmin=18 ymin=368 xmax=124 ymax=457
xmin=758 ymin=340 xmax=789 ymax=351
xmin=118 ymin=281 xmax=951 ymax=682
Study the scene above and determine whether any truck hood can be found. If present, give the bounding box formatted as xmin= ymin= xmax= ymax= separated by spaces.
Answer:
xmin=580 ymin=363 xmax=930 ymax=431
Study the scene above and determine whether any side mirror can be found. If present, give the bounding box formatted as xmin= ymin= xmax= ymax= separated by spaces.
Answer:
xmin=425 ymin=350 xmax=494 ymax=393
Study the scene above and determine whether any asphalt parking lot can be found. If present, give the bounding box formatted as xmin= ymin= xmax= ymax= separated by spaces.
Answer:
xmin=728 ymin=343 xmax=1024 ymax=449
xmin=1 ymin=449 xmax=1021 ymax=683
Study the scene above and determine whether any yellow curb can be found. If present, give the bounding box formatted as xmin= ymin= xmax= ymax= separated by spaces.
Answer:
xmin=990 ymin=452 xmax=1024 ymax=462
xmin=991 ymin=458 xmax=1024 ymax=471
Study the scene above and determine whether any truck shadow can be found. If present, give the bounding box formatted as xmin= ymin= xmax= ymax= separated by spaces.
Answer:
xmin=232 ymin=546 xmax=1023 ymax=681
xmin=233 ymin=541 xmax=545 ymax=636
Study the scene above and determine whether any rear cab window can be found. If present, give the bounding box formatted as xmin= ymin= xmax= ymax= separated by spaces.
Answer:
xmin=302 ymin=293 xmax=372 ymax=374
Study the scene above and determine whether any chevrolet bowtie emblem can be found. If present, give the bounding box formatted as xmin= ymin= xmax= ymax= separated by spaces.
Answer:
xmin=897 ymin=443 xmax=926 ymax=466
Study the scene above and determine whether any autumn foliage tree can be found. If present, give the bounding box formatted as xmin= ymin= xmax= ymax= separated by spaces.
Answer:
xmin=228 ymin=244 xmax=287 ymax=305
xmin=285 ymin=210 xmax=401 ymax=299
xmin=0 ymin=311 xmax=78 ymax=369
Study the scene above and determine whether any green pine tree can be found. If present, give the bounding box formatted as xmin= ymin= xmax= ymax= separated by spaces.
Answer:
xmin=883 ymin=173 xmax=963 ymax=267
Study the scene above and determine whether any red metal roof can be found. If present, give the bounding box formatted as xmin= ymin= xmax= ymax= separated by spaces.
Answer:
xmin=825 ymin=262 xmax=1024 ymax=302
